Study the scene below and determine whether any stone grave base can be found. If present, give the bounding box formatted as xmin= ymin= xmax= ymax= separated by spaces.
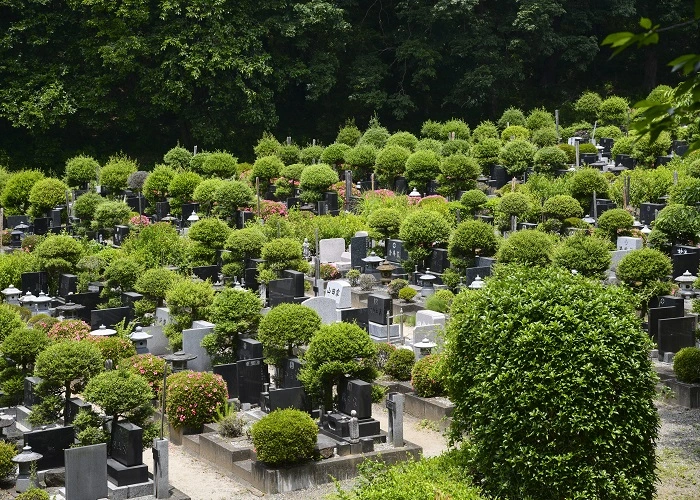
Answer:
xmin=54 ymin=482 xmax=190 ymax=500
xmin=660 ymin=378 xmax=700 ymax=408
xmin=368 ymin=322 xmax=400 ymax=342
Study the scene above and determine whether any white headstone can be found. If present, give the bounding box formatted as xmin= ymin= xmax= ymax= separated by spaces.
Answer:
xmin=155 ymin=307 xmax=172 ymax=326
xmin=301 ymin=296 xmax=339 ymax=324
xmin=610 ymin=249 xmax=632 ymax=270
xmin=616 ymin=236 xmax=643 ymax=251
xmin=412 ymin=324 xmax=441 ymax=345
xmin=355 ymin=231 xmax=369 ymax=237
xmin=319 ymin=238 xmax=346 ymax=263
xmin=182 ymin=324 xmax=214 ymax=372
xmin=415 ymin=310 xmax=446 ymax=327
xmin=325 ymin=280 xmax=352 ymax=309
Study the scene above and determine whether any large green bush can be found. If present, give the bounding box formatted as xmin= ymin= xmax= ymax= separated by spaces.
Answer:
xmin=87 ymin=335 xmax=137 ymax=364
xmin=384 ymin=348 xmax=415 ymax=381
xmin=445 ymin=265 xmax=658 ymax=499
xmin=250 ymin=408 xmax=318 ymax=466
xmin=35 ymin=234 xmax=84 ymax=284
xmin=420 ymin=120 xmax=444 ymax=140
xmin=252 ymin=156 xmax=284 ymax=186
xmin=596 ymin=208 xmax=634 ymax=241
xmin=374 ymin=145 xmax=410 ymax=185
xmin=411 ymin=354 xmax=445 ymax=398
xmin=534 ymin=145 xmax=569 ymax=173
xmin=574 ymin=91 xmax=602 ymax=122
xmin=399 ymin=210 xmax=451 ymax=267
xmin=598 ymin=96 xmax=629 ymax=127
xmin=359 ymin=124 xmax=390 ymax=149
xmin=367 ymin=208 xmax=402 ymax=240
xmin=497 ymin=107 xmax=526 ymax=129
xmin=164 ymin=279 xmax=214 ymax=349
xmin=552 ymin=233 xmax=612 ymax=279
xmin=673 ymin=347 xmax=700 ymax=383
xmin=135 ymin=267 xmax=180 ymax=306
xmin=276 ymin=144 xmax=301 ymax=165
xmin=202 ymin=152 xmax=237 ymax=178
xmin=1 ymin=170 xmax=44 ymax=215
xmin=93 ymin=200 xmax=131 ymax=229
xmin=65 ymin=155 xmax=99 ymax=187
xmin=567 ymin=167 xmax=609 ymax=206
xmin=345 ymin=144 xmax=378 ymax=179
xmin=213 ymin=180 xmax=254 ymax=216
xmin=525 ymin=108 xmax=555 ymax=131
xmin=531 ymin=127 xmax=558 ymax=148
xmin=497 ymin=192 xmax=533 ymax=220
xmin=500 ymin=125 xmax=530 ymax=142
xmin=669 ymin=177 xmax=700 ymax=206
xmin=100 ymin=155 xmax=137 ymax=194
xmin=405 ymin=150 xmax=441 ymax=189
xmin=299 ymin=163 xmax=339 ymax=202
xmin=460 ymin=189 xmax=488 ymax=214
xmin=261 ymin=237 xmax=305 ymax=273
xmin=497 ymin=230 xmax=555 ymax=267
xmin=471 ymin=138 xmax=502 ymax=171
xmin=472 ymin=120 xmax=499 ymax=143
xmin=163 ymin=145 xmax=192 ymax=170
xmin=437 ymin=154 xmax=480 ymax=198
xmin=321 ymin=143 xmax=351 ymax=167
xmin=73 ymin=192 xmax=106 ymax=221
xmin=254 ymin=134 xmax=281 ymax=158
xmin=448 ymin=220 xmax=499 ymax=270
xmin=298 ymin=322 xmax=377 ymax=406
xmin=193 ymin=178 xmax=225 ymax=213
xmin=188 ymin=217 xmax=230 ymax=249
xmin=166 ymin=370 xmax=227 ymax=429
xmin=386 ymin=131 xmax=418 ymax=151
xmin=143 ymin=164 xmax=175 ymax=204
xmin=499 ymin=139 xmax=536 ymax=176
xmin=632 ymin=131 xmax=672 ymax=168
xmin=442 ymin=119 xmax=470 ymax=140
xmin=542 ymin=195 xmax=583 ymax=220
xmin=0 ymin=303 xmax=25 ymax=343
xmin=104 ymin=257 xmax=141 ymax=291
xmin=653 ymin=204 xmax=700 ymax=244
xmin=168 ymin=171 xmax=202 ymax=211
xmin=299 ymin=144 xmax=325 ymax=165
xmin=257 ymin=303 xmax=321 ymax=365
xmin=616 ymin=248 xmax=672 ymax=310
xmin=0 ymin=327 xmax=50 ymax=405
xmin=203 ymin=288 xmax=262 ymax=364
xmin=425 ymin=289 xmax=455 ymax=314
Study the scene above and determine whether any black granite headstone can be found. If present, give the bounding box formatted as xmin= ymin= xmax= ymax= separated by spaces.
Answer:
xmin=476 ymin=256 xmax=497 ymax=268
xmin=325 ymin=192 xmax=339 ymax=212
xmin=339 ymin=307 xmax=368 ymax=331
xmin=113 ymin=225 xmax=130 ymax=246
xmin=236 ymin=358 xmax=265 ymax=404
xmin=24 ymin=425 xmax=75 ymax=470
xmin=111 ymin=422 xmax=143 ymax=467
xmin=237 ymin=338 xmax=264 ymax=361
xmin=640 ymin=203 xmax=666 ymax=226
xmin=69 ymin=292 xmax=101 ymax=320
xmin=429 ymin=249 xmax=450 ymax=274
xmin=59 ymin=274 xmax=78 ymax=298
xmin=672 ymin=246 xmax=699 ymax=277
xmin=65 ymin=397 xmax=92 ymax=425
xmin=394 ymin=176 xmax=407 ymax=194
xmin=121 ymin=292 xmax=144 ymax=309
xmin=244 ymin=268 xmax=259 ymax=292
xmin=287 ymin=197 xmax=301 ymax=210
xmin=90 ymin=307 xmax=130 ymax=329
xmin=213 ymin=363 xmax=238 ymax=399
xmin=338 ymin=379 xmax=372 ymax=419
xmin=580 ymin=153 xmax=598 ymax=165
xmin=7 ymin=215 xmax=29 ymax=229
xmin=265 ymin=386 xmax=308 ymax=413
xmin=592 ymin=199 xmax=616 ymax=217
xmin=351 ymin=236 xmax=368 ymax=271
xmin=192 ymin=265 xmax=219 ymax=282
xmin=51 ymin=208 xmax=63 ymax=229
xmin=317 ymin=201 xmax=328 ymax=215
xmin=280 ymin=358 xmax=303 ymax=389
xmin=126 ymin=195 xmax=146 ymax=214
xmin=282 ymin=270 xmax=305 ymax=297
xmin=21 ymin=271 xmax=49 ymax=295
xmin=465 ymin=266 xmax=492 ymax=286
xmin=181 ymin=203 xmax=200 ymax=221
xmin=599 ymin=138 xmax=614 ymax=155
xmin=367 ymin=293 xmax=392 ymax=325
xmin=490 ymin=165 xmax=508 ymax=189
xmin=657 ymin=295 xmax=685 ymax=317
xmin=23 ymin=376 xmax=43 ymax=408
xmin=658 ymin=316 xmax=697 ymax=356
xmin=386 ymin=239 xmax=408 ymax=264
xmin=672 ymin=140 xmax=689 ymax=156
xmin=33 ymin=217 xmax=50 ymax=235
xmin=268 ymin=278 xmax=295 ymax=307
xmin=647 ymin=306 xmax=678 ymax=342
xmin=155 ymin=201 xmax=170 ymax=220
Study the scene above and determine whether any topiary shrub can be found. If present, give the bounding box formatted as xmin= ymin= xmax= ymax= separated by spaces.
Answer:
xmin=299 ymin=145 xmax=325 ymax=165
xmin=298 ymin=322 xmax=377 ymax=406
xmin=405 ymin=150 xmax=441 ymax=190
xmin=398 ymin=287 xmax=417 ymax=302
xmin=166 ymin=370 xmax=227 ymax=429
xmin=595 ymin=125 xmax=624 ymax=141
xmin=387 ymin=278 xmax=409 ymax=299
xmin=386 ymin=131 xmax=418 ymax=151
xmin=250 ymin=408 xmax=317 ymax=466
xmin=65 ymin=155 xmax=99 ymax=187
xmin=276 ymin=144 xmax=301 ymax=165
xmin=633 ymin=131 xmax=673 ymax=168
xmin=574 ymin=91 xmax=602 ymax=123
xmin=0 ymin=440 xmax=17 ymax=480
xmin=367 ymin=208 xmax=402 ymax=241
xmin=441 ymin=139 xmax=470 ymax=157
xmin=673 ymin=347 xmax=700 ymax=383
xmin=127 ymin=171 xmax=149 ymax=193
xmin=442 ymin=119 xmax=470 ymax=140
xmin=203 ymin=288 xmax=262 ymax=364
xmin=616 ymin=248 xmax=672 ymax=313
xmin=104 ymin=257 xmax=141 ymax=292
xmin=261 ymin=237 xmax=305 ymax=273
xmin=497 ymin=230 xmax=555 ymax=267
xmin=360 ymin=122 xmax=390 ymax=149
xmin=252 ymin=156 xmax=284 ymax=186
xmin=653 ymin=204 xmax=700 ymax=245
xmin=437 ymin=154 xmax=480 ymax=198
xmin=497 ymin=192 xmax=533 ymax=219
xmin=163 ymin=145 xmax=192 ymax=170
xmin=472 ymin=120 xmax=499 ymax=143
xmin=384 ymin=348 xmax=415 ymax=381
xmin=534 ymin=145 xmax=569 ymax=173
xmin=321 ymin=143 xmax=351 ymax=167
xmin=213 ymin=180 xmax=255 ymax=216
xmin=567 ymin=167 xmax=609 ymax=206
xmin=0 ymin=303 xmax=24 ymax=343
xmin=202 ymin=151 xmax=237 ymax=178
xmin=425 ymin=289 xmax=455 ymax=314
xmin=399 ymin=210 xmax=451 ymax=268
xmin=1 ymin=170 xmax=44 ymax=215
xmin=500 ymin=125 xmax=530 ymax=142
xmin=460 ymin=189 xmax=488 ymax=214
xmin=445 ymin=265 xmax=658 ymax=499
xmin=416 ymin=138 xmax=444 ymax=154
xmin=472 ymin=138 xmax=502 ymax=171
xmin=375 ymin=343 xmax=397 ymax=372
xmin=552 ymin=233 xmax=612 ymax=279
xmin=498 ymin=107 xmax=526 ymax=129
xmin=168 ymin=171 xmax=202 ymax=211
xmin=73 ymin=192 xmax=106 ymax=222
xmin=35 ymin=234 xmax=84 ymax=286
xmin=669 ymin=177 xmax=700 ymax=206
xmin=192 ymin=178 xmax=224 ymax=213
xmin=135 ymin=267 xmax=179 ymax=307
xmin=188 ymin=217 xmax=230 ymax=250
xmin=358 ymin=274 xmax=376 ymax=291
xmin=93 ymin=200 xmax=130 ymax=230
xmin=164 ymin=280 xmax=215 ymax=350
xmin=420 ymin=119 xmax=443 ymax=140
xmin=499 ymin=139 xmax=536 ymax=176
xmin=345 ymin=144 xmax=378 ymax=179
xmin=526 ymin=108 xmax=555 ymax=132
xmin=119 ymin=353 xmax=170 ymax=400
xmin=374 ymin=145 xmax=410 ymax=185
xmin=299 ymin=163 xmax=339 ymax=202
xmin=598 ymin=96 xmax=629 ymax=127
xmin=531 ymin=128 xmax=558 ymax=148
xmin=596 ymin=208 xmax=634 ymax=241
xmin=254 ymin=134 xmax=281 ymax=158
xmin=411 ymin=354 xmax=445 ymax=398
xmin=100 ymin=155 xmax=137 ymax=194
xmin=542 ymin=194 xmax=583 ymax=221
xmin=257 ymin=303 xmax=321 ymax=365
xmin=448 ymin=220 xmax=499 ymax=270
xmin=87 ymin=336 xmax=137 ymax=364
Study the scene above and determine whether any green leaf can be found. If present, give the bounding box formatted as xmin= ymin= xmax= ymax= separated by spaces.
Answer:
xmin=639 ymin=17 xmax=652 ymax=30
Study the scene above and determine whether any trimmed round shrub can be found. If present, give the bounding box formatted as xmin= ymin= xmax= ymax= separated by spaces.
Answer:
xmin=542 ymin=195 xmax=583 ymax=220
xmin=299 ymin=163 xmax=339 ymax=202
xmin=35 ymin=233 xmax=84 ymax=278
xmin=299 ymin=145 xmax=324 ymax=165
xmin=374 ymin=145 xmax=410 ymax=185
xmin=254 ymin=134 xmax=281 ymax=158
xmin=189 ymin=152 xmax=211 ymax=174
xmin=386 ymin=131 xmax=418 ymax=151
xmin=472 ymin=138 xmax=502 ymax=171
xmin=15 ymin=174 xmax=59 ymax=219
xmin=579 ymin=143 xmax=598 ymax=155
xmin=367 ymin=208 xmax=402 ymax=240
xmin=204 ymin=288 xmax=262 ymax=364
xmin=653 ymin=204 xmax=700 ymax=244
xmin=252 ymin=156 xmax=284 ymax=186
xmin=416 ymin=138 xmax=443 ymax=154
xmin=276 ymin=144 xmax=301 ymax=165
xmin=166 ymin=371 xmax=227 ymax=429
xmin=399 ymin=211 xmax=451 ymax=266
xmin=411 ymin=354 xmax=445 ymax=398
xmin=498 ymin=192 xmax=533 ymax=219
xmin=497 ymin=230 xmax=555 ymax=267
xmin=595 ymin=125 xmax=624 ymax=141
xmin=65 ymin=155 xmax=99 ymax=187
xmin=94 ymin=201 xmax=131 ymax=229
xmin=599 ymin=96 xmax=629 ymax=127
xmin=261 ymin=238 xmax=305 ymax=273
xmin=163 ymin=145 xmax=192 ymax=169
xmin=596 ymin=208 xmax=634 ymax=241
xmin=611 ymin=135 xmax=635 ymax=157
xmin=87 ymin=336 xmax=137 ymax=364
xmin=384 ymin=348 xmax=415 ymax=381
xmin=552 ymin=233 xmax=612 ymax=279
xmin=127 ymin=171 xmax=149 ymax=192
xmin=321 ymin=143 xmax=351 ymax=167
xmin=104 ymin=257 xmax=141 ymax=291
xmin=398 ymin=287 xmax=417 ymax=302
xmin=202 ymin=152 xmax=237 ymax=178
xmin=670 ymin=177 xmax=700 ymax=206
xmin=531 ymin=127 xmax=558 ymax=148
xmin=225 ymin=227 xmax=266 ymax=261
xmin=673 ymin=347 xmax=700 ymax=383
xmin=298 ymin=322 xmax=378 ymax=405
xmin=460 ymin=189 xmax=488 ymax=214
xmin=558 ymin=144 xmax=576 ymax=163
xmin=168 ymin=171 xmax=202 ymax=208
xmin=525 ymin=108 xmax=555 ymax=131
xmin=336 ymin=123 xmax=362 ymax=146
xmin=257 ymin=303 xmax=321 ymax=365
xmin=437 ymin=154 xmax=480 ymax=198
xmin=100 ymin=156 xmax=137 ymax=193
xmin=405 ymin=150 xmax=441 ymax=189
xmin=442 ymin=119 xmax=470 ymax=140
xmin=280 ymin=163 xmax=306 ymax=182
xmin=387 ymin=278 xmax=409 ymax=299
xmin=250 ymin=408 xmax=317 ymax=466
xmin=448 ymin=220 xmax=499 ymax=269
xmin=83 ymin=369 xmax=152 ymax=423
xmin=501 ymin=125 xmax=530 ymax=142
xmin=633 ymin=131 xmax=673 ymax=168
xmin=143 ymin=164 xmax=175 ymax=203
xmin=441 ymin=138 xmax=470 ymax=157
xmin=420 ymin=119 xmax=444 ymax=140
xmin=499 ymin=139 xmax=536 ymax=176
xmin=574 ymin=91 xmax=602 ymax=122
xmin=445 ymin=265 xmax=658 ymax=499
xmin=135 ymin=267 xmax=180 ymax=305
xmin=359 ymin=125 xmax=390 ymax=149
xmin=567 ymin=167 xmax=609 ymax=205
xmin=1 ymin=170 xmax=44 ymax=215
xmin=497 ymin=107 xmax=526 ymax=129
xmin=534 ymin=145 xmax=568 ymax=173
xmin=120 ymin=353 xmax=169 ymax=400
xmin=0 ymin=440 xmax=17 ymax=479
xmin=346 ymin=144 xmax=378 ymax=177
xmin=1 ymin=327 xmax=49 ymax=370
xmin=425 ymin=289 xmax=455 ymax=314
xmin=0 ymin=303 xmax=25 ymax=343
xmin=472 ymin=120 xmax=499 ymax=143
xmin=188 ymin=217 xmax=230 ymax=249
xmin=213 ymin=180 xmax=255 ymax=215
xmin=616 ymin=248 xmax=672 ymax=302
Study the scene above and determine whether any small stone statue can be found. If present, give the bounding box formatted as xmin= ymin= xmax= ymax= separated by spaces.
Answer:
xmin=348 ymin=410 xmax=359 ymax=443
xmin=302 ymin=238 xmax=311 ymax=261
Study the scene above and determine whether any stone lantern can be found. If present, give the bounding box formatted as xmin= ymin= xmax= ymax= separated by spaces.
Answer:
xmin=408 ymin=188 xmax=422 ymax=203
xmin=362 ymin=251 xmax=383 ymax=273
xmin=414 ymin=337 xmax=437 ymax=360
xmin=469 ymin=275 xmax=485 ymax=289
xmin=91 ymin=324 xmax=117 ymax=337
xmin=1 ymin=285 xmax=21 ymax=305
xmin=186 ymin=210 xmax=199 ymax=226
xmin=376 ymin=260 xmax=397 ymax=284
xmin=129 ymin=326 xmax=153 ymax=354
xmin=162 ymin=351 xmax=197 ymax=372
xmin=582 ymin=214 xmax=596 ymax=225
xmin=10 ymin=230 xmax=24 ymax=248
xmin=640 ymin=225 xmax=652 ymax=236
xmin=33 ymin=291 xmax=52 ymax=313
xmin=419 ymin=271 xmax=436 ymax=297
xmin=12 ymin=446 xmax=43 ymax=492
xmin=675 ymin=270 xmax=697 ymax=299
xmin=18 ymin=291 xmax=36 ymax=308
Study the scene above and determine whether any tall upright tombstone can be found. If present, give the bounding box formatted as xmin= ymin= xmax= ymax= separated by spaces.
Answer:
xmin=64 ymin=443 xmax=108 ymax=500
xmin=658 ymin=316 xmax=697 ymax=356
xmin=350 ymin=236 xmax=368 ymax=271
xmin=21 ymin=271 xmax=49 ymax=295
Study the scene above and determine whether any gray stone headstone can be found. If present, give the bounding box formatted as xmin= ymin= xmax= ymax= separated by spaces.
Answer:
xmin=412 ymin=324 xmax=440 ymax=345
xmin=319 ymin=238 xmax=345 ymax=263
xmin=368 ymin=321 xmax=400 ymax=340
xmin=154 ymin=307 xmax=173 ymax=326
xmin=153 ymin=438 xmax=169 ymax=499
xmin=182 ymin=323 xmax=214 ymax=372
xmin=350 ymin=236 xmax=368 ymax=271
xmin=142 ymin=325 xmax=169 ymax=356
xmin=415 ymin=310 xmax=446 ymax=327
xmin=610 ymin=249 xmax=632 ymax=270
xmin=616 ymin=236 xmax=643 ymax=251
xmin=65 ymin=443 xmax=108 ymax=500
xmin=301 ymin=296 xmax=338 ymax=324
xmin=386 ymin=392 xmax=404 ymax=447
xmin=325 ymin=280 xmax=352 ymax=309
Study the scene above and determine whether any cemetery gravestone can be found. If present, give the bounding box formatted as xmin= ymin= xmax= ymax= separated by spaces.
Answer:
xmin=283 ymin=269 xmax=306 ymax=298
xmin=64 ymin=443 xmax=108 ymax=500
xmin=386 ymin=239 xmax=408 ymax=264
xmin=59 ymin=274 xmax=78 ymax=298
xmin=415 ymin=310 xmax=446 ymax=327
xmin=65 ymin=397 xmax=91 ymax=425
xmin=182 ymin=323 xmax=213 ymax=372
xmin=301 ymin=296 xmax=338 ymax=325
xmin=33 ymin=217 xmax=50 ymax=235
xmin=237 ymin=358 xmax=265 ymax=405
xmin=429 ymin=249 xmax=450 ymax=274
xmin=21 ymin=271 xmax=49 ymax=295
xmin=280 ymin=358 xmax=303 ymax=389
xmin=640 ymin=202 xmax=666 ymax=226
xmin=350 ymin=236 xmax=368 ymax=271
xmin=648 ymin=306 xmax=678 ymax=342
xmin=616 ymin=237 xmax=643 ymax=251
xmin=213 ymin=363 xmax=238 ymax=398
xmin=657 ymin=295 xmax=685 ymax=316
xmin=91 ymin=306 xmax=130 ymax=329
xmin=325 ymin=280 xmax=352 ymax=309
xmin=265 ymin=386 xmax=308 ymax=413
xmin=113 ymin=225 xmax=130 ymax=246
xmin=338 ymin=379 xmax=373 ymax=420
xmin=23 ymin=376 xmax=43 ymax=408
xmin=367 ymin=293 xmax=392 ymax=325
xmin=111 ymin=421 xmax=143 ymax=467
xmin=338 ymin=307 xmax=368 ymax=331
xmin=672 ymin=245 xmax=700 ymax=277
xmin=192 ymin=265 xmax=219 ymax=282
xmin=319 ymin=238 xmax=345 ymax=263
xmin=465 ymin=266 xmax=492 ymax=286
xmin=25 ymin=425 xmax=75 ymax=469
xmin=658 ymin=316 xmax=697 ymax=356
xmin=268 ymin=278 xmax=297 ymax=307
xmin=121 ymin=291 xmax=144 ymax=310
xmin=238 ymin=337 xmax=264 ymax=361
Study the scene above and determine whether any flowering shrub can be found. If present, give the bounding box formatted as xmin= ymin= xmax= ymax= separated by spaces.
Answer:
xmin=129 ymin=214 xmax=151 ymax=228
xmin=260 ymin=200 xmax=288 ymax=220
xmin=48 ymin=319 xmax=91 ymax=342
xmin=87 ymin=336 xmax=136 ymax=364
xmin=330 ymin=181 xmax=361 ymax=205
xmin=320 ymin=263 xmax=341 ymax=280
xmin=166 ymin=370 xmax=228 ymax=429
xmin=120 ymin=354 xmax=170 ymax=399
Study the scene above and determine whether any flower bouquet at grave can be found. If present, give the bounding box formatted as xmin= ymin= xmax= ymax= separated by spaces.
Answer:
xmin=165 ymin=370 xmax=228 ymax=430
xmin=47 ymin=319 xmax=91 ymax=342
